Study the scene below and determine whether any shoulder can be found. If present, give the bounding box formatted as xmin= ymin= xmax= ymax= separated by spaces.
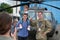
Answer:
xmin=26 ymin=20 xmax=30 ymax=25
xmin=8 ymin=37 xmax=13 ymax=40
xmin=27 ymin=19 xmax=30 ymax=22
xmin=18 ymin=20 xmax=22 ymax=23
xmin=45 ymin=20 xmax=52 ymax=27
xmin=0 ymin=36 xmax=13 ymax=40
xmin=16 ymin=20 xmax=22 ymax=25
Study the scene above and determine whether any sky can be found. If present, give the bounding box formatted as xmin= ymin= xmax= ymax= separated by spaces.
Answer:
xmin=0 ymin=0 xmax=16 ymax=6
xmin=0 ymin=0 xmax=60 ymax=23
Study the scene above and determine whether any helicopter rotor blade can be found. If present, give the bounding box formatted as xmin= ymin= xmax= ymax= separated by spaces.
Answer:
xmin=41 ymin=3 xmax=60 ymax=10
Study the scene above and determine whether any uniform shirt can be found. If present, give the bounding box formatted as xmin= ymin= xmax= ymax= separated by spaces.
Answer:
xmin=36 ymin=19 xmax=52 ymax=39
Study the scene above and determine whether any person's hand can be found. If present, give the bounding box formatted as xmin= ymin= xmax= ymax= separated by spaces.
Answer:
xmin=30 ymin=18 xmax=32 ymax=21
xmin=37 ymin=28 xmax=41 ymax=32
xmin=42 ymin=32 xmax=46 ymax=36
xmin=19 ymin=24 xmax=22 ymax=29
xmin=27 ymin=25 xmax=30 ymax=31
xmin=42 ymin=33 xmax=46 ymax=36
xmin=11 ymin=28 xmax=17 ymax=40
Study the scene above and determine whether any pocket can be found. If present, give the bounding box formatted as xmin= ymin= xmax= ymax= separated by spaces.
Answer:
xmin=36 ymin=32 xmax=46 ymax=39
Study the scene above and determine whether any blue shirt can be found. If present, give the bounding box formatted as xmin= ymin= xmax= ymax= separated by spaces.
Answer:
xmin=16 ymin=20 xmax=30 ymax=37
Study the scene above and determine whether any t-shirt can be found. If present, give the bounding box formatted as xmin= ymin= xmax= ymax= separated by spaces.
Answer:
xmin=0 ymin=35 xmax=13 ymax=40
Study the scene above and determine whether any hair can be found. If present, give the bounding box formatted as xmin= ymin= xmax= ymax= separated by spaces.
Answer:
xmin=0 ymin=12 xmax=12 ymax=35
xmin=24 ymin=5 xmax=29 ymax=8
xmin=23 ymin=13 xmax=28 ymax=16
xmin=38 ymin=11 xmax=43 ymax=14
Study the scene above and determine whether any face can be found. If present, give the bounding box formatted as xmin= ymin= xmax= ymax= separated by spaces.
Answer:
xmin=23 ymin=15 xmax=28 ymax=21
xmin=24 ymin=6 xmax=28 ymax=11
xmin=38 ymin=12 xmax=43 ymax=19
xmin=13 ymin=21 xmax=17 ymax=27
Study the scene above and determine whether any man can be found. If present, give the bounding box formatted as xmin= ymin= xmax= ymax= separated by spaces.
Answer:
xmin=16 ymin=13 xmax=30 ymax=40
xmin=0 ymin=12 xmax=16 ymax=40
xmin=36 ymin=11 xmax=52 ymax=40
xmin=11 ymin=19 xmax=18 ymax=34
xmin=11 ymin=18 xmax=18 ymax=40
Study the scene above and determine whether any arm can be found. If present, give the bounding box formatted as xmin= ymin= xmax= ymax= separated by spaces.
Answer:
xmin=27 ymin=20 xmax=31 ymax=31
xmin=44 ymin=20 xmax=52 ymax=35
xmin=11 ymin=27 xmax=17 ymax=40
xmin=16 ymin=20 xmax=22 ymax=30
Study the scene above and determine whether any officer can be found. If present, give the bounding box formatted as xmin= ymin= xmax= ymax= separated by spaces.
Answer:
xmin=36 ymin=11 xmax=52 ymax=40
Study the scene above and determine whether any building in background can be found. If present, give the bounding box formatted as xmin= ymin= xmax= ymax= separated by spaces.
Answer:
xmin=12 ymin=1 xmax=20 ymax=20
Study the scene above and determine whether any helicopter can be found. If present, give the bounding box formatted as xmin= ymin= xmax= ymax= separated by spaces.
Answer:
xmin=0 ymin=0 xmax=60 ymax=11
xmin=0 ymin=0 xmax=59 ymax=40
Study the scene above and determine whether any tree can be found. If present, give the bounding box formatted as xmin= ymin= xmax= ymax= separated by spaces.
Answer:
xmin=0 ymin=3 xmax=13 ymax=13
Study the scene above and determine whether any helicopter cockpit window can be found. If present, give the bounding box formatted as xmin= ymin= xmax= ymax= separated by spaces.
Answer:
xmin=43 ymin=12 xmax=52 ymax=21
xmin=28 ymin=10 xmax=36 ymax=20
